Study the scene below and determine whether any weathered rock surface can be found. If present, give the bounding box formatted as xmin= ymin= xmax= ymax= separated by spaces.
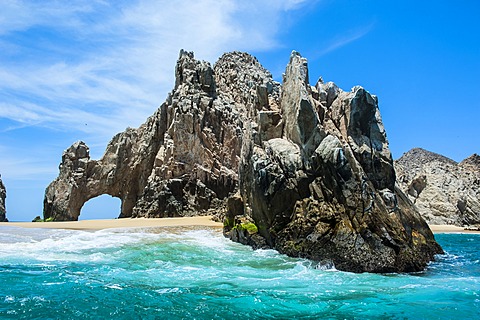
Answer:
xmin=44 ymin=49 xmax=442 ymax=273
xmin=225 ymin=51 xmax=442 ymax=273
xmin=0 ymin=175 xmax=7 ymax=222
xmin=395 ymin=148 xmax=480 ymax=226
xmin=44 ymin=50 xmax=276 ymax=221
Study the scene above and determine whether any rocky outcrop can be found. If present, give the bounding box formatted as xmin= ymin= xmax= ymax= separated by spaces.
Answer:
xmin=460 ymin=153 xmax=480 ymax=171
xmin=223 ymin=51 xmax=442 ymax=273
xmin=44 ymin=49 xmax=442 ymax=273
xmin=395 ymin=148 xmax=480 ymax=226
xmin=44 ymin=50 xmax=276 ymax=221
xmin=0 ymin=175 xmax=7 ymax=222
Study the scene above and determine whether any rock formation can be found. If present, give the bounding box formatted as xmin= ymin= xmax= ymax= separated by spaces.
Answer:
xmin=395 ymin=148 xmax=480 ymax=226
xmin=226 ymin=52 xmax=442 ymax=273
xmin=44 ymin=50 xmax=270 ymax=221
xmin=48 ymin=53 xmax=207 ymax=220
xmin=44 ymin=50 xmax=442 ymax=273
xmin=0 ymin=175 xmax=7 ymax=222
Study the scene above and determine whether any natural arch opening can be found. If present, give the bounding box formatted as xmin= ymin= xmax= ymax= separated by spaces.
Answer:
xmin=79 ymin=194 xmax=121 ymax=220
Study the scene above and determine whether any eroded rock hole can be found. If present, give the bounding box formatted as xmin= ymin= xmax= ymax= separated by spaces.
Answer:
xmin=79 ymin=194 xmax=121 ymax=220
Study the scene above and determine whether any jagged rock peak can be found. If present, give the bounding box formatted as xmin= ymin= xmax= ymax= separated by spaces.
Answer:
xmin=284 ymin=50 xmax=310 ymax=86
xmin=460 ymin=153 xmax=480 ymax=170
xmin=395 ymin=148 xmax=480 ymax=226
xmin=217 ymin=51 xmax=264 ymax=68
xmin=0 ymin=175 xmax=7 ymax=222
xmin=214 ymin=51 xmax=280 ymax=112
xmin=175 ymin=50 xmax=216 ymax=96
xmin=281 ymin=50 xmax=320 ymax=154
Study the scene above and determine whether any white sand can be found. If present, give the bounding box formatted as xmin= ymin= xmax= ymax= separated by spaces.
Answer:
xmin=0 ymin=215 xmax=222 ymax=230
xmin=429 ymin=224 xmax=480 ymax=234
xmin=2 ymin=217 xmax=479 ymax=234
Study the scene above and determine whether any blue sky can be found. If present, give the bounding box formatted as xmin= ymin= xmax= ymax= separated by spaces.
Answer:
xmin=1 ymin=0 xmax=478 ymax=221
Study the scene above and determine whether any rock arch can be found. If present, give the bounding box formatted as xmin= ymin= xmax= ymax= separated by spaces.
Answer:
xmin=43 ymin=51 xmax=253 ymax=221
xmin=43 ymin=103 xmax=167 ymax=221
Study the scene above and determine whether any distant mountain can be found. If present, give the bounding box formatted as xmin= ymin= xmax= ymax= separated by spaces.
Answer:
xmin=395 ymin=148 xmax=480 ymax=226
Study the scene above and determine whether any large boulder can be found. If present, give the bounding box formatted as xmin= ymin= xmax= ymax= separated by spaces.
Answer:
xmin=226 ymin=51 xmax=442 ymax=273
xmin=395 ymin=148 xmax=480 ymax=226
xmin=0 ymin=175 xmax=7 ymax=222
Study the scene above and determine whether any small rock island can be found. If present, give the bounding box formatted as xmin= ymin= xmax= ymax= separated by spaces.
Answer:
xmin=43 ymin=50 xmax=443 ymax=273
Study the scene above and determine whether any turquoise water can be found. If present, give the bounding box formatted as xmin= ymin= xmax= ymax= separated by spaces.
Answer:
xmin=0 ymin=226 xmax=478 ymax=319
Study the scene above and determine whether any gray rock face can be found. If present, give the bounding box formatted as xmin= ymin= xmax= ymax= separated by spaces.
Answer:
xmin=44 ymin=49 xmax=442 ymax=273
xmin=44 ymin=50 xmax=277 ymax=221
xmin=395 ymin=148 xmax=480 ymax=226
xmin=228 ymin=51 xmax=442 ymax=273
xmin=0 ymin=175 xmax=7 ymax=222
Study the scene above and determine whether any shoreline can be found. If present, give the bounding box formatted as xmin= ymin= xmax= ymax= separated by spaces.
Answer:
xmin=0 ymin=218 xmax=479 ymax=234
xmin=428 ymin=224 xmax=480 ymax=234
xmin=0 ymin=215 xmax=223 ymax=230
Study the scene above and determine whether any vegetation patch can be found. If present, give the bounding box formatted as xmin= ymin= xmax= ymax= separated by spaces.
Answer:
xmin=32 ymin=216 xmax=55 ymax=222
xmin=236 ymin=222 xmax=258 ymax=234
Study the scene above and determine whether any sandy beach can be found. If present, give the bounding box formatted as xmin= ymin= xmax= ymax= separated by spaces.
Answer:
xmin=429 ymin=224 xmax=480 ymax=234
xmin=1 ymin=217 xmax=479 ymax=234
xmin=0 ymin=215 xmax=223 ymax=230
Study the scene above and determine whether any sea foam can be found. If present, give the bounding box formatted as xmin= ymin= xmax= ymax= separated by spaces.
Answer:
xmin=0 ymin=227 xmax=479 ymax=319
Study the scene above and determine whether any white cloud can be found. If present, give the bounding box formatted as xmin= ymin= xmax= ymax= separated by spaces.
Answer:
xmin=0 ymin=0 xmax=101 ymax=35
xmin=0 ymin=0 xmax=310 ymax=149
xmin=283 ymin=0 xmax=309 ymax=10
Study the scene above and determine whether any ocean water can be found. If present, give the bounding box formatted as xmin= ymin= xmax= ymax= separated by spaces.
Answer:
xmin=0 ymin=226 xmax=478 ymax=320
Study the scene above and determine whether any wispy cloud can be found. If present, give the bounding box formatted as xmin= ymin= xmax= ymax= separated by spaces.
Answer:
xmin=283 ymin=0 xmax=310 ymax=10
xmin=0 ymin=0 xmax=309 ymax=148
xmin=0 ymin=1 xmax=93 ymax=35
xmin=313 ymin=21 xmax=376 ymax=58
